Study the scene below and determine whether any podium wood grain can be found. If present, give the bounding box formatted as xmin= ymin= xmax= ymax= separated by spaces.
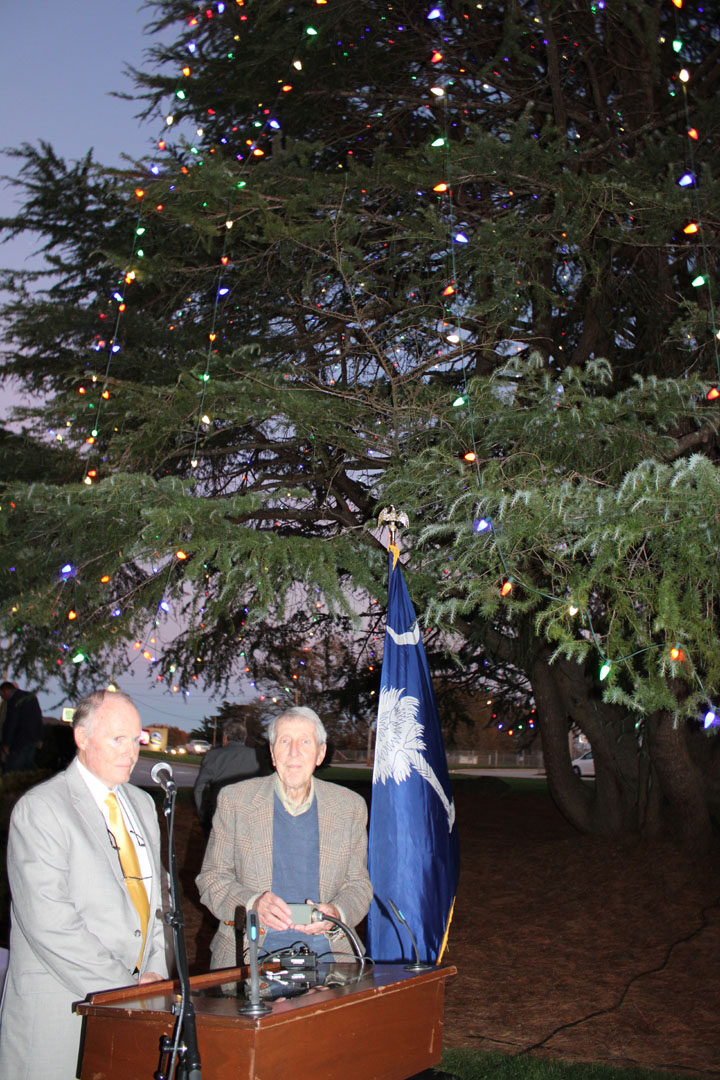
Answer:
xmin=76 ymin=963 xmax=456 ymax=1079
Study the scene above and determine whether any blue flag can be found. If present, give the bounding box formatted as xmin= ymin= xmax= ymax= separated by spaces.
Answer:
xmin=366 ymin=546 xmax=459 ymax=964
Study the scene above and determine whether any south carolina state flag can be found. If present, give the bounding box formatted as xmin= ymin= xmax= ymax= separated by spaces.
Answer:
xmin=366 ymin=546 xmax=459 ymax=964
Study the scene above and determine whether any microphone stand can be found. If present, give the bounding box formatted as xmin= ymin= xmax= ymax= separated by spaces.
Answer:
xmin=154 ymin=779 xmax=202 ymax=1080
xmin=388 ymin=899 xmax=434 ymax=972
xmin=237 ymin=910 xmax=271 ymax=1016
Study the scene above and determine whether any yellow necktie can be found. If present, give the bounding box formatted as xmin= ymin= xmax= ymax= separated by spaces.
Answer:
xmin=105 ymin=792 xmax=150 ymax=966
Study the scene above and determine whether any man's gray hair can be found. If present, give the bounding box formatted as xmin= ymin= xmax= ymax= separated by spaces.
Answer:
xmin=266 ymin=706 xmax=327 ymax=748
xmin=223 ymin=718 xmax=247 ymax=742
xmin=72 ymin=689 xmax=136 ymax=732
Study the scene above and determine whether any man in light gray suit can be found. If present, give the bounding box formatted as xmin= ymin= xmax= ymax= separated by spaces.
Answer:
xmin=0 ymin=689 xmax=169 ymax=1080
xmin=197 ymin=706 xmax=372 ymax=968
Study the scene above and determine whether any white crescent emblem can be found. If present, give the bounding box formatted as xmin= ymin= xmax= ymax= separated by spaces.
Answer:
xmin=386 ymin=624 xmax=420 ymax=646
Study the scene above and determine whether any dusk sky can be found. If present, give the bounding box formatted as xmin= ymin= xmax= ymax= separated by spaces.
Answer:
xmin=1 ymin=2 xmax=163 ymax=272
xmin=0 ymin=4 xmax=254 ymax=729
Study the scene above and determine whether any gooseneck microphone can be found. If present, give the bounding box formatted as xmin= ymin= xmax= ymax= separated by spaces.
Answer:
xmin=387 ymin=898 xmax=433 ymax=971
xmin=150 ymin=761 xmax=177 ymax=793
xmin=310 ymin=907 xmax=367 ymax=972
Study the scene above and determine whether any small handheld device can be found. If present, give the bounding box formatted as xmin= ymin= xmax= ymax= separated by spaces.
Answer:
xmin=287 ymin=903 xmax=318 ymax=925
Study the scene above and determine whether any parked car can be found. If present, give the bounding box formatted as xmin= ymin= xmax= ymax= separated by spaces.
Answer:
xmin=186 ymin=739 xmax=211 ymax=754
xmin=572 ymin=749 xmax=594 ymax=777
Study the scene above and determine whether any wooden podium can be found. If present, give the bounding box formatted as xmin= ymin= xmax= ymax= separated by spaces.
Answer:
xmin=76 ymin=963 xmax=456 ymax=1079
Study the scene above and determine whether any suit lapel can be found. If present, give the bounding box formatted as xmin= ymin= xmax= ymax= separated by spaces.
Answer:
xmin=250 ymin=776 xmax=275 ymax=887
xmin=315 ymin=779 xmax=333 ymax=895
xmin=122 ymin=782 xmax=160 ymax=911
xmin=65 ymin=758 xmax=127 ymax=891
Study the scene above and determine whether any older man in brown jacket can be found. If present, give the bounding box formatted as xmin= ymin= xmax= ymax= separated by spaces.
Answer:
xmin=196 ymin=706 xmax=372 ymax=967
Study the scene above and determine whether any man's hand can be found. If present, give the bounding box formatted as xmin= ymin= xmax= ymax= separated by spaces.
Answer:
xmin=255 ymin=890 xmax=293 ymax=931
xmin=299 ymin=901 xmax=340 ymax=935
xmin=139 ymin=971 xmax=165 ymax=984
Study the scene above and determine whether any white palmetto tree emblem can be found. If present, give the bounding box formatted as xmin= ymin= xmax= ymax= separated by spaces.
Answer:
xmin=375 ymin=686 xmax=456 ymax=832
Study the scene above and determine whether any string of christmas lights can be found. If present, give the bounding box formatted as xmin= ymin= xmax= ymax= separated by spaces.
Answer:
xmin=27 ymin=1 xmax=718 ymax=726
xmin=435 ymin=0 xmax=719 ymax=727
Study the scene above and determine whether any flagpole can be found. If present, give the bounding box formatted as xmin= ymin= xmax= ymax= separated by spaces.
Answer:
xmin=368 ymin=506 xmax=459 ymax=966
xmin=368 ymin=506 xmax=409 ymax=767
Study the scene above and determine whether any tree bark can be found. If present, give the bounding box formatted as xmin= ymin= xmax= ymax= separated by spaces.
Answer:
xmin=645 ymin=710 xmax=714 ymax=856
xmin=531 ymin=654 xmax=645 ymax=836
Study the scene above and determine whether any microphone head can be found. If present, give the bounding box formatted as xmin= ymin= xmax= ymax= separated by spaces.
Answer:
xmin=388 ymin=897 xmax=404 ymax=921
xmin=150 ymin=761 xmax=174 ymax=784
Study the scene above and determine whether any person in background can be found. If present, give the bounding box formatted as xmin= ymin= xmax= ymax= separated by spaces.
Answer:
xmin=197 ymin=705 xmax=372 ymax=968
xmin=0 ymin=689 xmax=170 ymax=1080
xmin=0 ymin=680 xmax=43 ymax=772
xmin=193 ymin=717 xmax=265 ymax=831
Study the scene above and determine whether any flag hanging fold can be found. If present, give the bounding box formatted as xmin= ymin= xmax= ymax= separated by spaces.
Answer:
xmin=367 ymin=545 xmax=459 ymax=964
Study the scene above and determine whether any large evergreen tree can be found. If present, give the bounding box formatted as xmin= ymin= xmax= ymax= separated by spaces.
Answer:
xmin=1 ymin=0 xmax=719 ymax=850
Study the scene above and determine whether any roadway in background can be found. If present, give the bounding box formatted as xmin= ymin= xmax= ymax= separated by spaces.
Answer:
xmin=131 ymin=756 xmax=200 ymax=789
xmin=131 ymin=757 xmax=546 ymax=789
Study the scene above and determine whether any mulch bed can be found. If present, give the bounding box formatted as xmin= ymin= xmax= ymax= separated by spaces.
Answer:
xmin=172 ymin=781 xmax=720 ymax=1077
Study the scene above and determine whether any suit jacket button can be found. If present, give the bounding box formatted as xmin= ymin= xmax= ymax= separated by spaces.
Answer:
xmin=134 ymin=929 xmax=141 ymax=937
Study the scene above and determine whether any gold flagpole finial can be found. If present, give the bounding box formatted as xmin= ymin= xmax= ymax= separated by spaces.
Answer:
xmin=378 ymin=507 xmax=409 ymax=565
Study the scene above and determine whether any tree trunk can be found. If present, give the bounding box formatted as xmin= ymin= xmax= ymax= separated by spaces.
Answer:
xmin=477 ymin=622 xmax=713 ymax=853
xmin=532 ymin=653 xmax=656 ymax=839
xmin=645 ymin=710 xmax=714 ymax=856
xmin=532 ymin=659 xmax=595 ymax=833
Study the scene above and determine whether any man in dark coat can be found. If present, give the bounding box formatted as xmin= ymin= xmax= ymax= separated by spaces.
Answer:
xmin=0 ymin=681 xmax=43 ymax=772
xmin=193 ymin=717 xmax=265 ymax=830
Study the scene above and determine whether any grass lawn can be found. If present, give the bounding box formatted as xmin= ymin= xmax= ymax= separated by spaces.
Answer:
xmin=438 ymin=1049 xmax=690 ymax=1080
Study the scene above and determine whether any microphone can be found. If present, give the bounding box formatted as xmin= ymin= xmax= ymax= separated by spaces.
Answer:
xmin=238 ymin=910 xmax=271 ymax=1016
xmin=310 ymin=908 xmax=367 ymax=971
xmin=150 ymin=761 xmax=176 ymax=792
xmin=387 ymin=898 xmax=433 ymax=971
